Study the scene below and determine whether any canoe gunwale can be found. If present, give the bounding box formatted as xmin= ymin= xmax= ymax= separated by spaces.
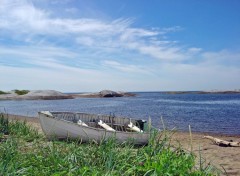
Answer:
xmin=38 ymin=111 xmax=150 ymax=135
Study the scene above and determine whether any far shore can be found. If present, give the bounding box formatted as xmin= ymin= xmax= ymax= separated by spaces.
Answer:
xmin=2 ymin=113 xmax=240 ymax=176
xmin=1 ymin=89 xmax=240 ymax=101
xmin=163 ymin=90 xmax=240 ymax=94
xmin=0 ymin=90 xmax=135 ymax=100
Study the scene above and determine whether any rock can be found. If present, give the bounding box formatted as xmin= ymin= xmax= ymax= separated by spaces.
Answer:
xmin=24 ymin=90 xmax=66 ymax=97
xmin=99 ymin=90 xmax=123 ymax=97
xmin=21 ymin=90 xmax=73 ymax=100
xmin=72 ymin=90 xmax=136 ymax=98
xmin=0 ymin=89 xmax=135 ymax=100
xmin=0 ymin=90 xmax=73 ymax=100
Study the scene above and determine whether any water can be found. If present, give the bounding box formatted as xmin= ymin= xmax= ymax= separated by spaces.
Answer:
xmin=0 ymin=92 xmax=240 ymax=135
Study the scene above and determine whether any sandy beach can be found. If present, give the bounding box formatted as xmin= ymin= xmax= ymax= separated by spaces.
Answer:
xmin=3 ymin=114 xmax=240 ymax=176
xmin=171 ymin=132 xmax=240 ymax=175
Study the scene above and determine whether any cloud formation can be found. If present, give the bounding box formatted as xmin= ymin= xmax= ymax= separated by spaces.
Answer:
xmin=0 ymin=0 xmax=239 ymax=91
xmin=0 ymin=0 xmax=194 ymax=61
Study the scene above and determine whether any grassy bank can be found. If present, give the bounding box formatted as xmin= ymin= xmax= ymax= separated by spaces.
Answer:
xmin=0 ymin=114 xmax=220 ymax=175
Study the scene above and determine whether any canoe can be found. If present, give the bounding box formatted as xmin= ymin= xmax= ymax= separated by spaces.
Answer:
xmin=38 ymin=111 xmax=151 ymax=145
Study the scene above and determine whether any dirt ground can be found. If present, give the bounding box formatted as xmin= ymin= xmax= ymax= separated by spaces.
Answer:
xmin=3 ymin=114 xmax=240 ymax=176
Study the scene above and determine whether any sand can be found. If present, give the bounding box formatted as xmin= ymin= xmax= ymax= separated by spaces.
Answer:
xmin=171 ymin=132 xmax=240 ymax=175
xmin=2 ymin=114 xmax=240 ymax=175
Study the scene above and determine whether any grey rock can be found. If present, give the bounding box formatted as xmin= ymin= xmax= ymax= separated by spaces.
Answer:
xmin=0 ymin=90 xmax=73 ymax=100
xmin=99 ymin=90 xmax=123 ymax=97
xmin=72 ymin=90 xmax=136 ymax=98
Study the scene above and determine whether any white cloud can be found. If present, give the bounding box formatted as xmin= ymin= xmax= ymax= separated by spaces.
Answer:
xmin=188 ymin=47 xmax=202 ymax=53
xmin=162 ymin=26 xmax=183 ymax=33
xmin=0 ymin=65 xmax=109 ymax=91
xmin=201 ymin=50 xmax=240 ymax=66
xmin=0 ymin=0 xmax=239 ymax=91
xmin=0 ymin=64 xmax=156 ymax=92
xmin=76 ymin=37 xmax=94 ymax=46
xmin=148 ymin=63 xmax=240 ymax=91
xmin=65 ymin=7 xmax=79 ymax=14
xmin=0 ymin=0 xmax=195 ymax=62
xmin=137 ymin=45 xmax=186 ymax=60
xmin=0 ymin=45 xmax=77 ymax=59
xmin=102 ymin=60 xmax=151 ymax=74
xmin=1 ymin=55 xmax=240 ymax=91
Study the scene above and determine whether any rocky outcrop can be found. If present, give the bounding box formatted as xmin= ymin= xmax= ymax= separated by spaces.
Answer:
xmin=0 ymin=90 xmax=135 ymax=100
xmin=0 ymin=90 xmax=73 ymax=100
xmin=72 ymin=90 xmax=135 ymax=98
xmin=99 ymin=90 xmax=123 ymax=97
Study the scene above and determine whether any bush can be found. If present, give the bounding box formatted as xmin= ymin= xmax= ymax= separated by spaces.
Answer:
xmin=0 ymin=90 xmax=9 ymax=95
xmin=14 ymin=90 xmax=29 ymax=95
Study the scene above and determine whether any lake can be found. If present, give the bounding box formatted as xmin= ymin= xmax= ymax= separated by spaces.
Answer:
xmin=0 ymin=92 xmax=240 ymax=135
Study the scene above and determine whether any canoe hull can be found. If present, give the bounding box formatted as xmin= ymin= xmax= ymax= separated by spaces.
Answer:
xmin=39 ymin=112 xmax=150 ymax=145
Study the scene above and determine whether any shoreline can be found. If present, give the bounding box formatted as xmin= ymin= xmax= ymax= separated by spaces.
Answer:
xmin=2 ymin=113 xmax=240 ymax=175
xmin=2 ymin=113 xmax=240 ymax=137
xmin=1 ymin=89 xmax=240 ymax=101
xmin=2 ymin=114 xmax=240 ymax=176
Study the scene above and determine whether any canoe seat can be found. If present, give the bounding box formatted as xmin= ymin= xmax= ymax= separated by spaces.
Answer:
xmin=98 ymin=120 xmax=116 ymax=132
xmin=77 ymin=119 xmax=88 ymax=127
xmin=40 ymin=111 xmax=53 ymax=117
xmin=128 ymin=122 xmax=143 ymax=133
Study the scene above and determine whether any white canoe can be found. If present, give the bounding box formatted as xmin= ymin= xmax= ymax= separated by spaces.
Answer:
xmin=38 ymin=111 xmax=151 ymax=145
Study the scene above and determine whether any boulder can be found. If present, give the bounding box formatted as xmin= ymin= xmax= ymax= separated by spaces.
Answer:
xmin=99 ymin=90 xmax=123 ymax=97
xmin=0 ymin=90 xmax=73 ymax=100
xmin=72 ymin=90 xmax=136 ymax=98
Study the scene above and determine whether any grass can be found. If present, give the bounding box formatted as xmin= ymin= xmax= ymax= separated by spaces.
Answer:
xmin=14 ymin=90 xmax=30 ymax=95
xmin=0 ymin=114 xmax=221 ymax=175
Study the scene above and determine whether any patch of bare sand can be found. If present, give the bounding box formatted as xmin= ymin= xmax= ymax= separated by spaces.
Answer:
xmin=171 ymin=132 xmax=240 ymax=176
xmin=3 ymin=114 xmax=240 ymax=175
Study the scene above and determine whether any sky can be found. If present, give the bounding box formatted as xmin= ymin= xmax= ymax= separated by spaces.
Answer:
xmin=0 ymin=0 xmax=240 ymax=92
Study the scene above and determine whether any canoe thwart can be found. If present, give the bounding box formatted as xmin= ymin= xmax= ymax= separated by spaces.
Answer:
xmin=98 ymin=120 xmax=116 ymax=132
xmin=77 ymin=119 xmax=88 ymax=127
xmin=128 ymin=122 xmax=143 ymax=133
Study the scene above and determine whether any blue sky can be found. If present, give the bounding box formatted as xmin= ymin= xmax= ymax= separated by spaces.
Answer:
xmin=0 ymin=0 xmax=240 ymax=92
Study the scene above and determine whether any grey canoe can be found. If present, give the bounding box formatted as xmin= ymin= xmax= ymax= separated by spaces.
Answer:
xmin=38 ymin=111 xmax=151 ymax=145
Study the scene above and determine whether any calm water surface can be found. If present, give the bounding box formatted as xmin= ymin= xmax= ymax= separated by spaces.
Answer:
xmin=0 ymin=92 xmax=240 ymax=135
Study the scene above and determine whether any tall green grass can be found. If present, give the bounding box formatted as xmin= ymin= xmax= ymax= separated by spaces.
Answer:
xmin=0 ymin=114 xmax=220 ymax=175
xmin=0 ymin=114 xmax=40 ymax=141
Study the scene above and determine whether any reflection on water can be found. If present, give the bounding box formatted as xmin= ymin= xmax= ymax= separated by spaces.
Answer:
xmin=0 ymin=92 xmax=240 ymax=135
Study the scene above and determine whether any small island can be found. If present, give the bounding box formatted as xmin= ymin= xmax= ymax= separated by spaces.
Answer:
xmin=71 ymin=90 xmax=135 ymax=98
xmin=0 ymin=89 xmax=135 ymax=100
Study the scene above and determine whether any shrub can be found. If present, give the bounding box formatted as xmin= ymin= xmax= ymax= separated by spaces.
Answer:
xmin=14 ymin=90 xmax=29 ymax=95
xmin=0 ymin=90 xmax=9 ymax=95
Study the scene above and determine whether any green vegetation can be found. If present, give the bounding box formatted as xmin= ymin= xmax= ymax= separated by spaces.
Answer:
xmin=0 ymin=114 xmax=220 ymax=175
xmin=14 ymin=90 xmax=30 ymax=95
xmin=0 ymin=91 xmax=9 ymax=95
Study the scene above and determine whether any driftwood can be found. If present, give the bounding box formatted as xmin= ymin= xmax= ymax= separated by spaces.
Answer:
xmin=203 ymin=136 xmax=240 ymax=147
